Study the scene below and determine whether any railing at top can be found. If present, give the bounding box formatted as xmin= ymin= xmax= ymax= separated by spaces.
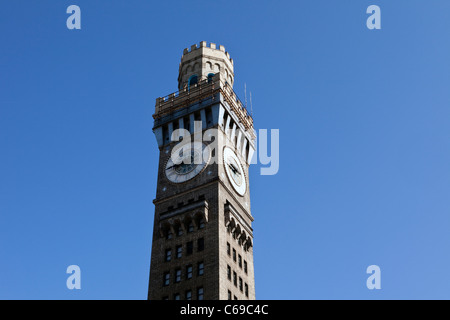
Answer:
xmin=154 ymin=76 xmax=254 ymax=130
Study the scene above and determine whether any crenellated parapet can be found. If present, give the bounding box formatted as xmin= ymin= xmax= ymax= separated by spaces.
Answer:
xmin=178 ymin=41 xmax=235 ymax=91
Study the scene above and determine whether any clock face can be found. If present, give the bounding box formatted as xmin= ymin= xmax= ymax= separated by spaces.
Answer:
xmin=223 ymin=147 xmax=246 ymax=196
xmin=165 ymin=143 xmax=210 ymax=183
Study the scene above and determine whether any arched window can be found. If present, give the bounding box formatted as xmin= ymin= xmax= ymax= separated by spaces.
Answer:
xmin=187 ymin=221 xmax=194 ymax=233
xmin=207 ymin=73 xmax=215 ymax=83
xmin=188 ymin=75 xmax=198 ymax=91
xmin=198 ymin=217 xmax=205 ymax=229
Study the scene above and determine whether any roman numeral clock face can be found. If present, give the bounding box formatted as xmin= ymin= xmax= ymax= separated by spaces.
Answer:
xmin=223 ymin=147 xmax=247 ymax=196
xmin=165 ymin=143 xmax=210 ymax=183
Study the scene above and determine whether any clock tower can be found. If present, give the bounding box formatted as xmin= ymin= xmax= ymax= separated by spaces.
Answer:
xmin=147 ymin=42 xmax=256 ymax=300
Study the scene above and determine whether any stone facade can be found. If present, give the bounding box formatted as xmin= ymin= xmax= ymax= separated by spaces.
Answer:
xmin=148 ymin=42 xmax=255 ymax=300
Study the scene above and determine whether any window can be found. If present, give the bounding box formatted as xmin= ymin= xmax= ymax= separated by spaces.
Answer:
xmin=197 ymin=287 xmax=204 ymax=300
xmin=176 ymin=245 xmax=182 ymax=259
xmin=166 ymin=230 xmax=173 ymax=240
xmin=188 ymin=75 xmax=198 ymax=90
xmin=245 ymin=284 xmax=249 ymax=297
xmin=198 ymin=238 xmax=204 ymax=252
xmin=233 ymin=271 xmax=237 ymax=287
xmin=175 ymin=269 xmax=181 ymax=283
xmin=163 ymin=272 xmax=170 ymax=286
xmin=198 ymin=262 xmax=204 ymax=276
xmin=184 ymin=116 xmax=190 ymax=134
xmin=174 ymin=293 xmax=181 ymax=300
xmin=207 ymin=73 xmax=214 ymax=83
xmin=198 ymin=218 xmax=205 ymax=229
xmin=239 ymin=277 xmax=243 ymax=292
xmin=227 ymin=265 xmax=231 ymax=280
xmin=186 ymin=290 xmax=192 ymax=300
xmin=187 ymin=222 xmax=194 ymax=233
xmin=228 ymin=290 xmax=232 ymax=300
xmin=176 ymin=226 xmax=183 ymax=236
xmin=244 ymin=261 xmax=248 ymax=274
xmin=186 ymin=265 xmax=193 ymax=279
xmin=238 ymin=255 xmax=242 ymax=268
xmin=233 ymin=249 xmax=236 ymax=262
xmin=234 ymin=295 xmax=238 ymax=300
xmin=227 ymin=243 xmax=231 ymax=256
xmin=165 ymin=249 xmax=172 ymax=262
xmin=187 ymin=241 xmax=193 ymax=255
xmin=162 ymin=296 xmax=169 ymax=300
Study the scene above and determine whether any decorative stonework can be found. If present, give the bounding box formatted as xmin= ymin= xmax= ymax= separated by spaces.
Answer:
xmin=224 ymin=201 xmax=253 ymax=251
xmin=158 ymin=199 xmax=209 ymax=238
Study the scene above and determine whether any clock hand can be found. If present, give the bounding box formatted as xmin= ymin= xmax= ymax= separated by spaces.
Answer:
xmin=229 ymin=163 xmax=240 ymax=175
xmin=166 ymin=163 xmax=181 ymax=171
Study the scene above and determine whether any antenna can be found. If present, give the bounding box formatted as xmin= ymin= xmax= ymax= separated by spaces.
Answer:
xmin=250 ymin=91 xmax=253 ymax=117
xmin=244 ymin=83 xmax=248 ymax=108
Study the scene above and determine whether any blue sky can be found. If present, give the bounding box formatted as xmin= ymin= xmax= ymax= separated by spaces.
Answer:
xmin=1 ymin=0 xmax=450 ymax=299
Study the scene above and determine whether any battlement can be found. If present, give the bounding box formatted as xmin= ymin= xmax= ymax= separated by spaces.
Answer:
xmin=182 ymin=41 xmax=234 ymax=65
xmin=178 ymin=41 xmax=235 ymax=90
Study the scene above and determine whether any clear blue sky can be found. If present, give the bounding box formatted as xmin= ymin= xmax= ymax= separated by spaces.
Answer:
xmin=1 ymin=0 xmax=449 ymax=300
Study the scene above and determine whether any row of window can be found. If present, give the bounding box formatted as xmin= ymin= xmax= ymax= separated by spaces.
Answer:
xmin=188 ymin=73 xmax=216 ymax=90
xmin=228 ymin=290 xmax=240 ymax=300
xmin=162 ymin=287 xmax=204 ymax=300
xmin=166 ymin=219 xmax=205 ymax=240
xmin=163 ymin=262 xmax=204 ymax=286
xmin=227 ymin=242 xmax=248 ymax=274
xmin=165 ymin=238 xmax=204 ymax=262
xmin=161 ymin=107 xmax=214 ymax=144
xmin=227 ymin=265 xmax=249 ymax=298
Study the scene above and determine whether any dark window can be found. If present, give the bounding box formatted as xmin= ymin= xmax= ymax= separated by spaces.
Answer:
xmin=176 ymin=226 xmax=183 ymax=236
xmin=239 ymin=277 xmax=243 ymax=292
xmin=166 ymin=230 xmax=173 ymax=240
xmin=162 ymin=296 xmax=169 ymax=300
xmin=227 ymin=243 xmax=231 ymax=256
xmin=175 ymin=269 xmax=181 ymax=283
xmin=198 ymin=262 xmax=204 ymax=276
xmin=244 ymin=261 xmax=248 ymax=274
xmin=233 ymin=271 xmax=237 ymax=287
xmin=198 ymin=218 xmax=205 ymax=229
xmin=188 ymin=75 xmax=198 ymax=90
xmin=163 ymin=272 xmax=170 ymax=286
xmin=245 ymin=284 xmax=249 ymax=297
xmin=186 ymin=265 xmax=193 ymax=279
xmin=205 ymin=107 xmax=213 ymax=126
xmin=186 ymin=290 xmax=192 ymax=300
xmin=234 ymin=295 xmax=238 ymax=300
xmin=165 ymin=249 xmax=172 ymax=262
xmin=187 ymin=222 xmax=194 ymax=233
xmin=176 ymin=245 xmax=182 ymax=259
xmin=238 ymin=255 xmax=242 ymax=268
xmin=228 ymin=290 xmax=232 ymax=300
xmin=163 ymin=125 xmax=169 ymax=143
xmin=207 ymin=73 xmax=215 ymax=83
xmin=184 ymin=116 xmax=190 ymax=133
xmin=187 ymin=241 xmax=193 ymax=255
xmin=174 ymin=293 xmax=181 ymax=300
xmin=198 ymin=238 xmax=204 ymax=252
xmin=197 ymin=287 xmax=204 ymax=300
xmin=227 ymin=265 xmax=231 ymax=280
xmin=233 ymin=249 xmax=236 ymax=262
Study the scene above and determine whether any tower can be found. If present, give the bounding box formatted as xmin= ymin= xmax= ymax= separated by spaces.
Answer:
xmin=147 ymin=41 xmax=256 ymax=300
